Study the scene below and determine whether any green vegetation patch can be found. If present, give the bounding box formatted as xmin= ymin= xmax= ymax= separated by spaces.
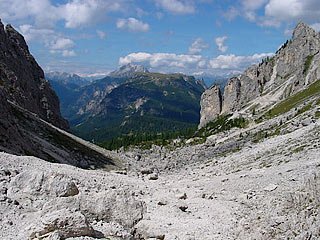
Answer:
xmin=264 ymin=79 xmax=320 ymax=118
xmin=304 ymin=55 xmax=314 ymax=74
xmin=100 ymin=126 xmax=196 ymax=150
xmin=197 ymin=114 xmax=248 ymax=138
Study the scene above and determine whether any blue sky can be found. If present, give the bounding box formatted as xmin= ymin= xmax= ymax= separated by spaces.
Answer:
xmin=1 ymin=0 xmax=320 ymax=77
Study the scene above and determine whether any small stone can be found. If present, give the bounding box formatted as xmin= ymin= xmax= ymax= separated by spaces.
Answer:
xmin=178 ymin=193 xmax=187 ymax=200
xmin=141 ymin=168 xmax=153 ymax=175
xmin=179 ymin=205 xmax=188 ymax=212
xmin=157 ymin=201 xmax=167 ymax=206
xmin=149 ymin=173 xmax=158 ymax=180
xmin=264 ymin=184 xmax=278 ymax=192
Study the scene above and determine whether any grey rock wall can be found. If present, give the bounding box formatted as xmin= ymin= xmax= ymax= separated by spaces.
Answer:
xmin=199 ymin=22 xmax=320 ymax=128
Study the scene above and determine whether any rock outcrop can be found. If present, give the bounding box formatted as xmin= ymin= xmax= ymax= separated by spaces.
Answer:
xmin=0 ymin=20 xmax=118 ymax=169
xmin=199 ymin=85 xmax=222 ymax=128
xmin=0 ymin=20 xmax=69 ymax=130
xmin=199 ymin=22 xmax=320 ymax=128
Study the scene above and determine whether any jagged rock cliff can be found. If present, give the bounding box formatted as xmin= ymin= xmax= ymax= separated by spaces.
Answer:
xmin=0 ymin=20 xmax=118 ymax=169
xmin=198 ymin=85 xmax=222 ymax=129
xmin=0 ymin=20 xmax=69 ymax=130
xmin=199 ymin=22 xmax=320 ymax=128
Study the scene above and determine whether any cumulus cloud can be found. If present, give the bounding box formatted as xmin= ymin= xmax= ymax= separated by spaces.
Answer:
xmin=223 ymin=0 xmax=320 ymax=29
xmin=209 ymin=53 xmax=273 ymax=70
xmin=62 ymin=50 xmax=77 ymax=57
xmin=96 ymin=30 xmax=106 ymax=39
xmin=155 ymin=0 xmax=195 ymax=14
xmin=0 ymin=0 xmax=129 ymax=29
xmin=116 ymin=18 xmax=150 ymax=33
xmin=215 ymin=36 xmax=228 ymax=53
xmin=188 ymin=38 xmax=209 ymax=55
xmin=119 ymin=52 xmax=203 ymax=70
xmin=19 ymin=24 xmax=77 ymax=57
xmin=50 ymin=38 xmax=75 ymax=50
xmin=19 ymin=24 xmax=56 ymax=42
xmin=119 ymin=51 xmax=274 ymax=75
xmin=260 ymin=0 xmax=320 ymax=28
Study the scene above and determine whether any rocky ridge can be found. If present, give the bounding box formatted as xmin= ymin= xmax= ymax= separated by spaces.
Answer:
xmin=0 ymin=20 xmax=118 ymax=169
xmin=45 ymin=72 xmax=90 ymax=87
xmin=109 ymin=63 xmax=149 ymax=78
xmin=0 ymin=20 xmax=68 ymax=131
xmin=199 ymin=22 xmax=320 ymax=128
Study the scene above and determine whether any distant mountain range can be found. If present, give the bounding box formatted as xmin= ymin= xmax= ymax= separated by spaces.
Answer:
xmin=48 ymin=64 xmax=207 ymax=143
xmin=45 ymin=72 xmax=91 ymax=86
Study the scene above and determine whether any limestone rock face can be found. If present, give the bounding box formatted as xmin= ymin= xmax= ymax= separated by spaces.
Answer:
xmin=199 ymin=85 xmax=222 ymax=128
xmin=0 ymin=20 xmax=117 ymax=168
xmin=0 ymin=20 xmax=69 ymax=130
xmin=221 ymin=77 xmax=241 ymax=114
xmin=199 ymin=22 xmax=320 ymax=127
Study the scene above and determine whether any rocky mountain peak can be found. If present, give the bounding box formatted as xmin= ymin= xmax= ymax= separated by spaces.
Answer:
xmin=109 ymin=63 xmax=149 ymax=78
xmin=5 ymin=24 xmax=29 ymax=53
xmin=292 ymin=21 xmax=318 ymax=42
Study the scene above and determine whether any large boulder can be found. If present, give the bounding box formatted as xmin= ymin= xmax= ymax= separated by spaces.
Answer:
xmin=8 ymin=170 xmax=79 ymax=198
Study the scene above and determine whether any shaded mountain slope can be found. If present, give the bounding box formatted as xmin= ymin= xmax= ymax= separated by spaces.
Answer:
xmin=0 ymin=20 xmax=119 ymax=169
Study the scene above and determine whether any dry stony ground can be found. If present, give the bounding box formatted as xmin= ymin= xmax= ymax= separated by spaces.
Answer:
xmin=0 ymin=119 xmax=319 ymax=240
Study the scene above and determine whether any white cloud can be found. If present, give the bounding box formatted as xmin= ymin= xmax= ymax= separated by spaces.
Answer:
xmin=119 ymin=52 xmax=203 ymax=71
xmin=224 ymin=0 xmax=320 ymax=29
xmin=223 ymin=7 xmax=240 ymax=21
xmin=260 ymin=0 xmax=320 ymax=28
xmin=0 ymin=0 xmax=129 ymax=29
xmin=215 ymin=36 xmax=228 ymax=53
xmin=96 ymin=30 xmax=106 ymax=39
xmin=116 ymin=18 xmax=150 ymax=33
xmin=242 ymin=0 xmax=268 ymax=10
xmin=155 ymin=0 xmax=195 ymax=14
xmin=209 ymin=53 xmax=273 ymax=70
xmin=19 ymin=24 xmax=56 ymax=42
xmin=310 ymin=23 xmax=320 ymax=32
xmin=119 ymin=51 xmax=274 ymax=75
xmin=62 ymin=50 xmax=77 ymax=57
xmin=188 ymin=38 xmax=209 ymax=55
xmin=265 ymin=0 xmax=303 ymax=22
xmin=50 ymin=38 xmax=75 ymax=50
